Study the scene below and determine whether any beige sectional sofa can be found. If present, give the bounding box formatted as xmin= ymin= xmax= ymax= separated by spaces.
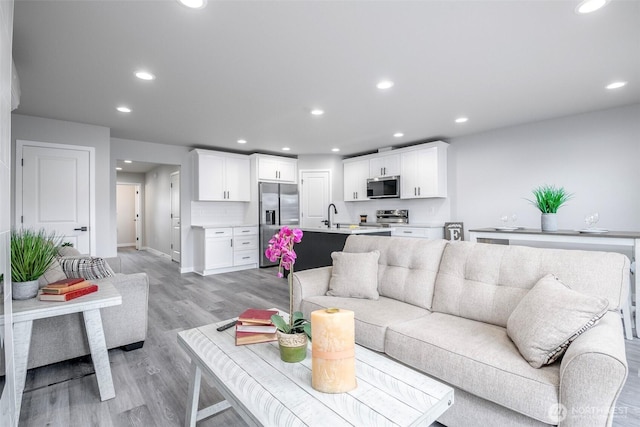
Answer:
xmin=1 ymin=256 xmax=149 ymax=374
xmin=293 ymin=235 xmax=629 ymax=427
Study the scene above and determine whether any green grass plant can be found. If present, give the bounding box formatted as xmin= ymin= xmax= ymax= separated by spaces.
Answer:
xmin=11 ymin=228 xmax=61 ymax=282
xmin=527 ymin=185 xmax=573 ymax=214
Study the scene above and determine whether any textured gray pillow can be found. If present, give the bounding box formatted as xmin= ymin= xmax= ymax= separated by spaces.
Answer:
xmin=38 ymin=257 xmax=67 ymax=287
xmin=59 ymin=256 xmax=116 ymax=280
xmin=327 ymin=250 xmax=380 ymax=299
xmin=507 ymin=274 xmax=609 ymax=368
xmin=58 ymin=246 xmax=82 ymax=257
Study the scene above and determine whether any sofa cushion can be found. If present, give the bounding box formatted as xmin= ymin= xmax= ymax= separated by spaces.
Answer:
xmin=326 ymin=250 xmax=380 ymax=299
xmin=507 ymin=274 xmax=609 ymax=368
xmin=300 ymin=295 xmax=429 ymax=352
xmin=343 ymin=235 xmax=446 ymax=309
xmin=59 ymin=256 xmax=116 ymax=280
xmin=385 ymin=312 xmax=560 ymax=424
xmin=432 ymin=241 xmax=629 ymax=328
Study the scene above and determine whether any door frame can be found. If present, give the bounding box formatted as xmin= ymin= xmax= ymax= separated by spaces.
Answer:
xmin=15 ymin=140 xmax=96 ymax=254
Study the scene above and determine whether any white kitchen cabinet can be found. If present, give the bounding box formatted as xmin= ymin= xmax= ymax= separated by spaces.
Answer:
xmin=343 ymin=158 xmax=370 ymax=201
xmin=369 ymin=153 xmax=400 ymax=177
xmin=193 ymin=149 xmax=250 ymax=201
xmin=233 ymin=226 xmax=258 ymax=266
xmin=391 ymin=227 xmax=444 ymax=239
xmin=400 ymin=141 xmax=448 ymax=199
xmin=257 ymin=155 xmax=297 ymax=183
xmin=204 ymin=228 xmax=233 ymax=270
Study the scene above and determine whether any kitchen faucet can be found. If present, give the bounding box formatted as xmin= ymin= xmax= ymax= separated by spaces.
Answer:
xmin=325 ymin=203 xmax=338 ymax=228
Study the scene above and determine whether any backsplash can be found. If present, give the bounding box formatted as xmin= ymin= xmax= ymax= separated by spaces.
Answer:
xmin=191 ymin=201 xmax=252 ymax=226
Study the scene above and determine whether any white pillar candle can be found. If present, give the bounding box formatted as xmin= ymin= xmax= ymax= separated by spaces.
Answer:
xmin=311 ymin=308 xmax=357 ymax=393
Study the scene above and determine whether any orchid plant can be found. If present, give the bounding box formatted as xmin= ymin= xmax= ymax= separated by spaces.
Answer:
xmin=265 ymin=226 xmax=311 ymax=338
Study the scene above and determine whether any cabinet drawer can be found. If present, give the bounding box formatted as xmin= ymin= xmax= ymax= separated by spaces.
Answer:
xmin=234 ymin=226 xmax=258 ymax=236
xmin=234 ymin=236 xmax=258 ymax=250
xmin=205 ymin=228 xmax=233 ymax=238
xmin=391 ymin=228 xmax=428 ymax=238
xmin=234 ymin=249 xmax=258 ymax=266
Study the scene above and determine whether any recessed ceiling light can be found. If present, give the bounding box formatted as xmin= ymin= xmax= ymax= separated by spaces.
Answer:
xmin=393 ymin=132 xmax=404 ymax=138
xmin=606 ymin=81 xmax=627 ymax=90
xmin=311 ymin=109 xmax=324 ymax=116
xmin=124 ymin=160 xmax=132 ymax=163
xmin=455 ymin=117 xmax=469 ymax=123
xmin=377 ymin=80 xmax=394 ymax=90
xmin=178 ymin=0 xmax=207 ymax=9
xmin=135 ymin=70 xmax=155 ymax=81
xmin=331 ymin=148 xmax=340 ymax=152
xmin=575 ymin=0 xmax=609 ymax=14
xmin=237 ymin=139 xmax=247 ymax=144
xmin=282 ymin=147 xmax=291 ymax=151
xmin=116 ymin=167 xmax=123 ymax=171
xmin=117 ymin=106 xmax=131 ymax=113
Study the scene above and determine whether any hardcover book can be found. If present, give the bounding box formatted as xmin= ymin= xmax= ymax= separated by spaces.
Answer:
xmin=39 ymin=284 xmax=99 ymax=302
xmin=44 ymin=277 xmax=85 ymax=287
xmin=235 ymin=329 xmax=277 ymax=346
xmin=235 ymin=321 xmax=277 ymax=334
xmin=41 ymin=280 xmax=92 ymax=294
xmin=237 ymin=308 xmax=278 ymax=325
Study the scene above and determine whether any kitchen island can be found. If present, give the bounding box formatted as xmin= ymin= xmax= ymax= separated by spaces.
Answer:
xmin=295 ymin=226 xmax=392 ymax=271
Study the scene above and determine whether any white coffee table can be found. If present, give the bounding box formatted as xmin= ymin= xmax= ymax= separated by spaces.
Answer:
xmin=177 ymin=317 xmax=454 ymax=427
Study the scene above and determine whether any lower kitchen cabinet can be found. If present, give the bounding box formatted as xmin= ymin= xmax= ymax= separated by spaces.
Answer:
xmin=391 ymin=227 xmax=444 ymax=239
xmin=193 ymin=226 xmax=258 ymax=275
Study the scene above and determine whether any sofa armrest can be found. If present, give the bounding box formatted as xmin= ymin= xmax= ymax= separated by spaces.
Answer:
xmin=292 ymin=267 xmax=332 ymax=311
xmin=559 ymin=311 xmax=628 ymax=427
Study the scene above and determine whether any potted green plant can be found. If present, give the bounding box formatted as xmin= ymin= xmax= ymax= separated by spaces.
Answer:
xmin=526 ymin=185 xmax=573 ymax=231
xmin=265 ymin=226 xmax=311 ymax=362
xmin=11 ymin=228 xmax=61 ymax=300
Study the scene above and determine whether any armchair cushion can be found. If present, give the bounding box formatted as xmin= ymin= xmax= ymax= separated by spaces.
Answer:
xmin=507 ymin=274 xmax=609 ymax=368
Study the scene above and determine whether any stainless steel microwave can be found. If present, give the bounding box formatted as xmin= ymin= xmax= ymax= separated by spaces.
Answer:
xmin=366 ymin=176 xmax=400 ymax=199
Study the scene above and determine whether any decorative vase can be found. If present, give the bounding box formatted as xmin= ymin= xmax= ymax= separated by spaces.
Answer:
xmin=277 ymin=330 xmax=308 ymax=363
xmin=541 ymin=213 xmax=558 ymax=232
xmin=12 ymin=279 xmax=40 ymax=300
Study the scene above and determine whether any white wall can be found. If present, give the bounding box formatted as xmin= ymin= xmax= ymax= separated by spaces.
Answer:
xmin=144 ymin=164 xmax=179 ymax=256
xmin=451 ymin=103 xmax=640 ymax=241
xmin=11 ymin=114 xmax=112 ymax=256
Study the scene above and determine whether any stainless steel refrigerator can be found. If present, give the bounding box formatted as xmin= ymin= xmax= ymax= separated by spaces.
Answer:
xmin=259 ymin=182 xmax=300 ymax=267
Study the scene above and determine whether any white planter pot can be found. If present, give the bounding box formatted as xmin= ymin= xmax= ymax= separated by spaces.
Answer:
xmin=541 ymin=213 xmax=558 ymax=232
xmin=12 ymin=279 xmax=40 ymax=300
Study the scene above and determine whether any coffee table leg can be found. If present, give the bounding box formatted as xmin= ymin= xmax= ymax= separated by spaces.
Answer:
xmin=186 ymin=360 xmax=202 ymax=427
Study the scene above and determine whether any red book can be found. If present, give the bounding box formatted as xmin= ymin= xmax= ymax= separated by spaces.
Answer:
xmin=237 ymin=308 xmax=278 ymax=325
xmin=44 ymin=277 xmax=85 ymax=287
xmin=39 ymin=284 xmax=98 ymax=302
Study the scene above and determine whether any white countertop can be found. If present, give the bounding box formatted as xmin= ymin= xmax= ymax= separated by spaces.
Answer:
xmin=300 ymin=226 xmax=395 ymax=235
xmin=191 ymin=224 xmax=258 ymax=229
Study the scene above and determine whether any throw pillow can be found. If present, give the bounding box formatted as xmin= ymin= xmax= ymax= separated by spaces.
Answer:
xmin=38 ymin=257 xmax=67 ymax=287
xmin=58 ymin=246 xmax=82 ymax=257
xmin=507 ymin=274 xmax=609 ymax=368
xmin=59 ymin=256 xmax=116 ymax=280
xmin=326 ymin=250 xmax=380 ymax=299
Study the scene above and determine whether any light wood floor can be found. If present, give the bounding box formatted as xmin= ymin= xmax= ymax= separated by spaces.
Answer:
xmin=16 ymin=248 xmax=640 ymax=426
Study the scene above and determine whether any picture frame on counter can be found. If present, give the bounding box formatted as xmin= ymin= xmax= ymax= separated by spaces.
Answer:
xmin=444 ymin=222 xmax=464 ymax=241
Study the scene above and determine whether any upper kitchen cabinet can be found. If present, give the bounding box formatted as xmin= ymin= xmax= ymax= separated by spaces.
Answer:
xmin=192 ymin=149 xmax=250 ymax=201
xmin=343 ymin=158 xmax=370 ymax=201
xmin=369 ymin=153 xmax=400 ymax=177
xmin=400 ymin=141 xmax=448 ymax=199
xmin=256 ymin=155 xmax=297 ymax=183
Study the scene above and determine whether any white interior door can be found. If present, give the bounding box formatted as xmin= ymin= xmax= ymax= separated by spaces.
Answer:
xmin=18 ymin=143 xmax=92 ymax=254
xmin=134 ymin=184 xmax=141 ymax=250
xmin=170 ymin=171 xmax=181 ymax=263
xmin=300 ymin=170 xmax=330 ymax=228
xmin=116 ymin=184 xmax=136 ymax=247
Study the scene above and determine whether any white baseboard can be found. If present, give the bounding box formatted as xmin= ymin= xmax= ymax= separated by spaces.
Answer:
xmin=117 ymin=243 xmax=136 ymax=248
xmin=142 ymin=246 xmax=172 ymax=260
xmin=180 ymin=266 xmax=195 ymax=274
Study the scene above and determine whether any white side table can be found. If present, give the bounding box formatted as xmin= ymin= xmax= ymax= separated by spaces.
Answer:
xmin=0 ymin=281 xmax=122 ymax=417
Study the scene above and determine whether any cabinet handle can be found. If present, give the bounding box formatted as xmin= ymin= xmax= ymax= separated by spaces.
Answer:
xmin=230 ymin=240 xmax=233 ymax=247
xmin=403 ymin=231 xmax=412 ymax=234
xmin=242 ymin=230 xmax=250 ymax=233
xmin=242 ymin=242 xmax=250 ymax=245
xmin=414 ymin=187 xmax=417 ymax=196
xmin=242 ymin=256 xmax=250 ymax=260
xmin=215 ymin=231 xmax=224 ymax=234
xmin=418 ymin=187 xmax=421 ymax=196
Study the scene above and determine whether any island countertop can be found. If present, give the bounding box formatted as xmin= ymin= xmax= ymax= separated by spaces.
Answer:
xmin=300 ymin=226 xmax=396 ymax=235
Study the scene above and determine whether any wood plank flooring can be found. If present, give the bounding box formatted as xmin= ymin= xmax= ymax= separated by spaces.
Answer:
xmin=14 ymin=248 xmax=640 ymax=426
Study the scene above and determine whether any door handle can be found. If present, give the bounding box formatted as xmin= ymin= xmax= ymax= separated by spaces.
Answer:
xmin=74 ymin=226 xmax=88 ymax=231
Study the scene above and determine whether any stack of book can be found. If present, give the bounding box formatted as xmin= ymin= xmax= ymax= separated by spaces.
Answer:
xmin=39 ymin=278 xmax=99 ymax=302
xmin=235 ymin=308 xmax=279 ymax=346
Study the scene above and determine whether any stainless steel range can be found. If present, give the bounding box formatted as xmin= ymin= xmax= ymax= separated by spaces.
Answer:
xmin=376 ymin=209 xmax=409 ymax=225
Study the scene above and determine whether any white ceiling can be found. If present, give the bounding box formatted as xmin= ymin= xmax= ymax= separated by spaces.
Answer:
xmin=11 ymin=0 xmax=640 ymax=157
